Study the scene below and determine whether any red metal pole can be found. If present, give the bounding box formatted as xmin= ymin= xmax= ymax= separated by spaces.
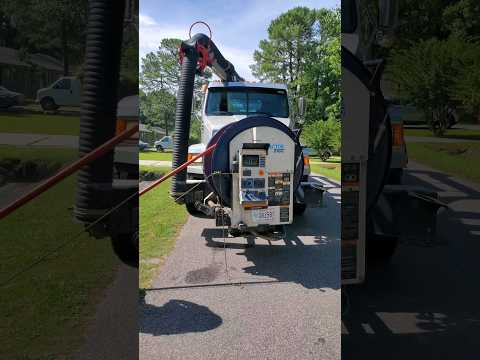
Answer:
xmin=0 ymin=124 xmax=139 ymax=221
xmin=139 ymin=143 xmax=217 ymax=197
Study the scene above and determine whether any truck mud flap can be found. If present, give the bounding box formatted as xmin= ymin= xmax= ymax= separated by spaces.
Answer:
xmin=297 ymin=181 xmax=325 ymax=208
xmin=372 ymin=185 xmax=449 ymax=244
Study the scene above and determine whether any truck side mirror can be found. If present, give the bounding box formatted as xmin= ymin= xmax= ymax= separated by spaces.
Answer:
xmin=298 ymin=97 xmax=305 ymax=118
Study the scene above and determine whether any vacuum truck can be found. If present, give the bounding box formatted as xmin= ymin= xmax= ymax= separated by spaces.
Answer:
xmin=170 ymin=31 xmax=323 ymax=237
xmin=341 ymin=0 xmax=447 ymax=284
xmin=74 ymin=0 xmax=139 ymax=267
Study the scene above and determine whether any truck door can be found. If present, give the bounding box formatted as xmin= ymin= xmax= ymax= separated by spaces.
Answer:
xmin=71 ymin=80 xmax=81 ymax=106
xmin=51 ymin=78 xmax=72 ymax=106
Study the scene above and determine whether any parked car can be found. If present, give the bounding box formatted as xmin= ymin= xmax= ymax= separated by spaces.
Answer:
xmin=154 ymin=136 xmax=173 ymax=152
xmin=139 ymin=140 xmax=149 ymax=151
xmin=36 ymin=77 xmax=82 ymax=111
xmin=0 ymin=86 xmax=25 ymax=108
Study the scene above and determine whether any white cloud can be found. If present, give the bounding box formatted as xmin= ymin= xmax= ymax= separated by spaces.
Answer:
xmin=216 ymin=45 xmax=256 ymax=81
xmin=139 ymin=12 xmax=188 ymax=59
xmin=139 ymin=14 xmax=157 ymax=26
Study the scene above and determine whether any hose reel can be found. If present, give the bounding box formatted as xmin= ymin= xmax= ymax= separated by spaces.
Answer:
xmin=203 ymin=116 xmax=304 ymax=208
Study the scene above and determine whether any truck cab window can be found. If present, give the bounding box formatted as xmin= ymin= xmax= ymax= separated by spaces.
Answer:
xmin=206 ymin=87 xmax=289 ymax=117
xmin=53 ymin=79 xmax=71 ymax=90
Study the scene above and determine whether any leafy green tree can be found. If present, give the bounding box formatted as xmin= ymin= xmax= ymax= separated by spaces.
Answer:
xmin=251 ymin=7 xmax=340 ymax=124
xmin=450 ymin=42 xmax=480 ymax=122
xmin=386 ymin=36 xmax=472 ymax=135
xmin=140 ymin=89 xmax=176 ymax=135
xmin=140 ymin=38 xmax=211 ymax=137
xmin=392 ymin=0 xmax=453 ymax=47
xmin=443 ymin=0 xmax=480 ymax=38
xmin=251 ymin=7 xmax=318 ymax=84
xmin=140 ymin=38 xmax=182 ymax=93
xmin=302 ymin=118 xmax=341 ymax=157
xmin=1 ymin=0 xmax=88 ymax=75
xmin=119 ymin=22 xmax=139 ymax=98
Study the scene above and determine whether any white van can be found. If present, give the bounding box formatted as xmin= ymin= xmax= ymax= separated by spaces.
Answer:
xmin=37 ymin=77 xmax=82 ymax=110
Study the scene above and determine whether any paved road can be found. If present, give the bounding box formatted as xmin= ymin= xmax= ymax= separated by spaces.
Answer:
xmin=140 ymin=175 xmax=341 ymax=360
xmin=0 ymin=133 xmax=78 ymax=147
xmin=73 ymin=264 xmax=138 ymax=360
xmin=405 ymin=136 xmax=476 ymax=143
xmin=454 ymin=123 xmax=480 ymax=131
xmin=342 ymin=160 xmax=480 ymax=359
xmin=405 ymin=123 xmax=480 ymax=131
xmin=139 ymin=160 xmax=172 ymax=167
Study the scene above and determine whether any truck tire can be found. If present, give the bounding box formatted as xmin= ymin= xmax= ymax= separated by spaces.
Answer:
xmin=320 ymin=150 xmax=332 ymax=162
xmin=446 ymin=112 xmax=457 ymax=129
xmin=185 ymin=202 xmax=212 ymax=218
xmin=387 ymin=168 xmax=403 ymax=185
xmin=228 ymin=228 xmax=242 ymax=237
xmin=366 ymin=234 xmax=398 ymax=265
xmin=40 ymin=97 xmax=59 ymax=111
xmin=111 ymin=232 xmax=138 ymax=267
xmin=293 ymin=202 xmax=307 ymax=215
xmin=156 ymin=145 xmax=164 ymax=152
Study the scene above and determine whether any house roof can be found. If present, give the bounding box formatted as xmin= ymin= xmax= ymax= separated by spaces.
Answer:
xmin=0 ymin=46 xmax=63 ymax=72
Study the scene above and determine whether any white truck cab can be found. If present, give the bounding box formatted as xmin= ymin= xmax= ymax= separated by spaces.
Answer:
xmin=37 ymin=76 xmax=82 ymax=110
xmin=187 ymin=81 xmax=310 ymax=178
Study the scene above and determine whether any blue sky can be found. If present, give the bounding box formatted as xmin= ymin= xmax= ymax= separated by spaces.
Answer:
xmin=140 ymin=0 xmax=340 ymax=81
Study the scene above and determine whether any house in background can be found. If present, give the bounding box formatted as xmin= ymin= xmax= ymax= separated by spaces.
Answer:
xmin=0 ymin=46 xmax=63 ymax=98
xmin=140 ymin=123 xmax=166 ymax=144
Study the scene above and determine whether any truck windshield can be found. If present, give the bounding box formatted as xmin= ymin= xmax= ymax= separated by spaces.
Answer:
xmin=206 ymin=87 xmax=289 ymax=118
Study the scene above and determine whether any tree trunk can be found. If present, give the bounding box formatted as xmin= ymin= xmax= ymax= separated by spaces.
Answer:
xmin=62 ymin=20 xmax=69 ymax=75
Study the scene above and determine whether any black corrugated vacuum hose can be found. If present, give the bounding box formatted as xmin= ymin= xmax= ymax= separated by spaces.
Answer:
xmin=75 ymin=0 xmax=125 ymax=222
xmin=171 ymin=46 xmax=198 ymax=202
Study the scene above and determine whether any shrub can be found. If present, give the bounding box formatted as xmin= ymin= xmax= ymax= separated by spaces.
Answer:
xmin=386 ymin=36 xmax=472 ymax=135
xmin=302 ymin=119 xmax=341 ymax=156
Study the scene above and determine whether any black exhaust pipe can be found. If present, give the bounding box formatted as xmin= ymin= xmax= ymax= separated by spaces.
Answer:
xmin=75 ymin=0 xmax=125 ymax=222
xmin=170 ymin=43 xmax=198 ymax=202
xmin=171 ymin=33 xmax=244 ymax=202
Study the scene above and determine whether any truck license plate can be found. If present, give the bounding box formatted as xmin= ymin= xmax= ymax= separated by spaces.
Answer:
xmin=251 ymin=209 xmax=274 ymax=222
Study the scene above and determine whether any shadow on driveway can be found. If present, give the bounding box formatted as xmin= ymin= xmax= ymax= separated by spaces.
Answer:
xmin=342 ymin=163 xmax=480 ymax=359
xmin=140 ymin=296 xmax=222 ymax=336
xmin=199 ymin=199 xmax=341 ymax=291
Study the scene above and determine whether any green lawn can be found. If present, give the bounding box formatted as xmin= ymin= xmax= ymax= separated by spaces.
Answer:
xmin=310 ymin=155 xmax=341 ymax=163
xmin=405 ymin=127 xmax=480 ymax=141
xmin=0 ymin=148 xmax=118 ymax=359
xmin=0 ymin=112 xmax=80 ymax=135
xmin=0 ymin=144 xmax=78 ymax=164
xmin=139 ymin=151 xmax=173 ymax=161
xmin=139 ymin=166 xmax=188 ymax=289
xmin=408 ymin=142 xmax=480 ymax=184
xmin=140 ymin=165 xmax=172 ymax=174
xmin=310 ymin=163 xmax=341 ymax=181
xmin=309 ymin=156 xmax=341 ymax=181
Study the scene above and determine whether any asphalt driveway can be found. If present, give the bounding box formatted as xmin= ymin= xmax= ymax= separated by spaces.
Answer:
xmin=140 ymin=175 xmax=341 ymax=360
xmin=342 ymin=161 xmax=480 ymax=359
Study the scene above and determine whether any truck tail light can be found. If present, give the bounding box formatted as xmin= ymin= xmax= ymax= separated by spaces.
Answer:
xmin=116 ymin=119 xmax=127 ymax=135
xmin=115 ymin=119 xmax=138 ymax=140
xmin=303 ymin=155 xmax=310 ymax=167
xmin=392 ymin=123 xmax=404 ymax=147
xmin=188 ymin=153 xmax=203 ymax=164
